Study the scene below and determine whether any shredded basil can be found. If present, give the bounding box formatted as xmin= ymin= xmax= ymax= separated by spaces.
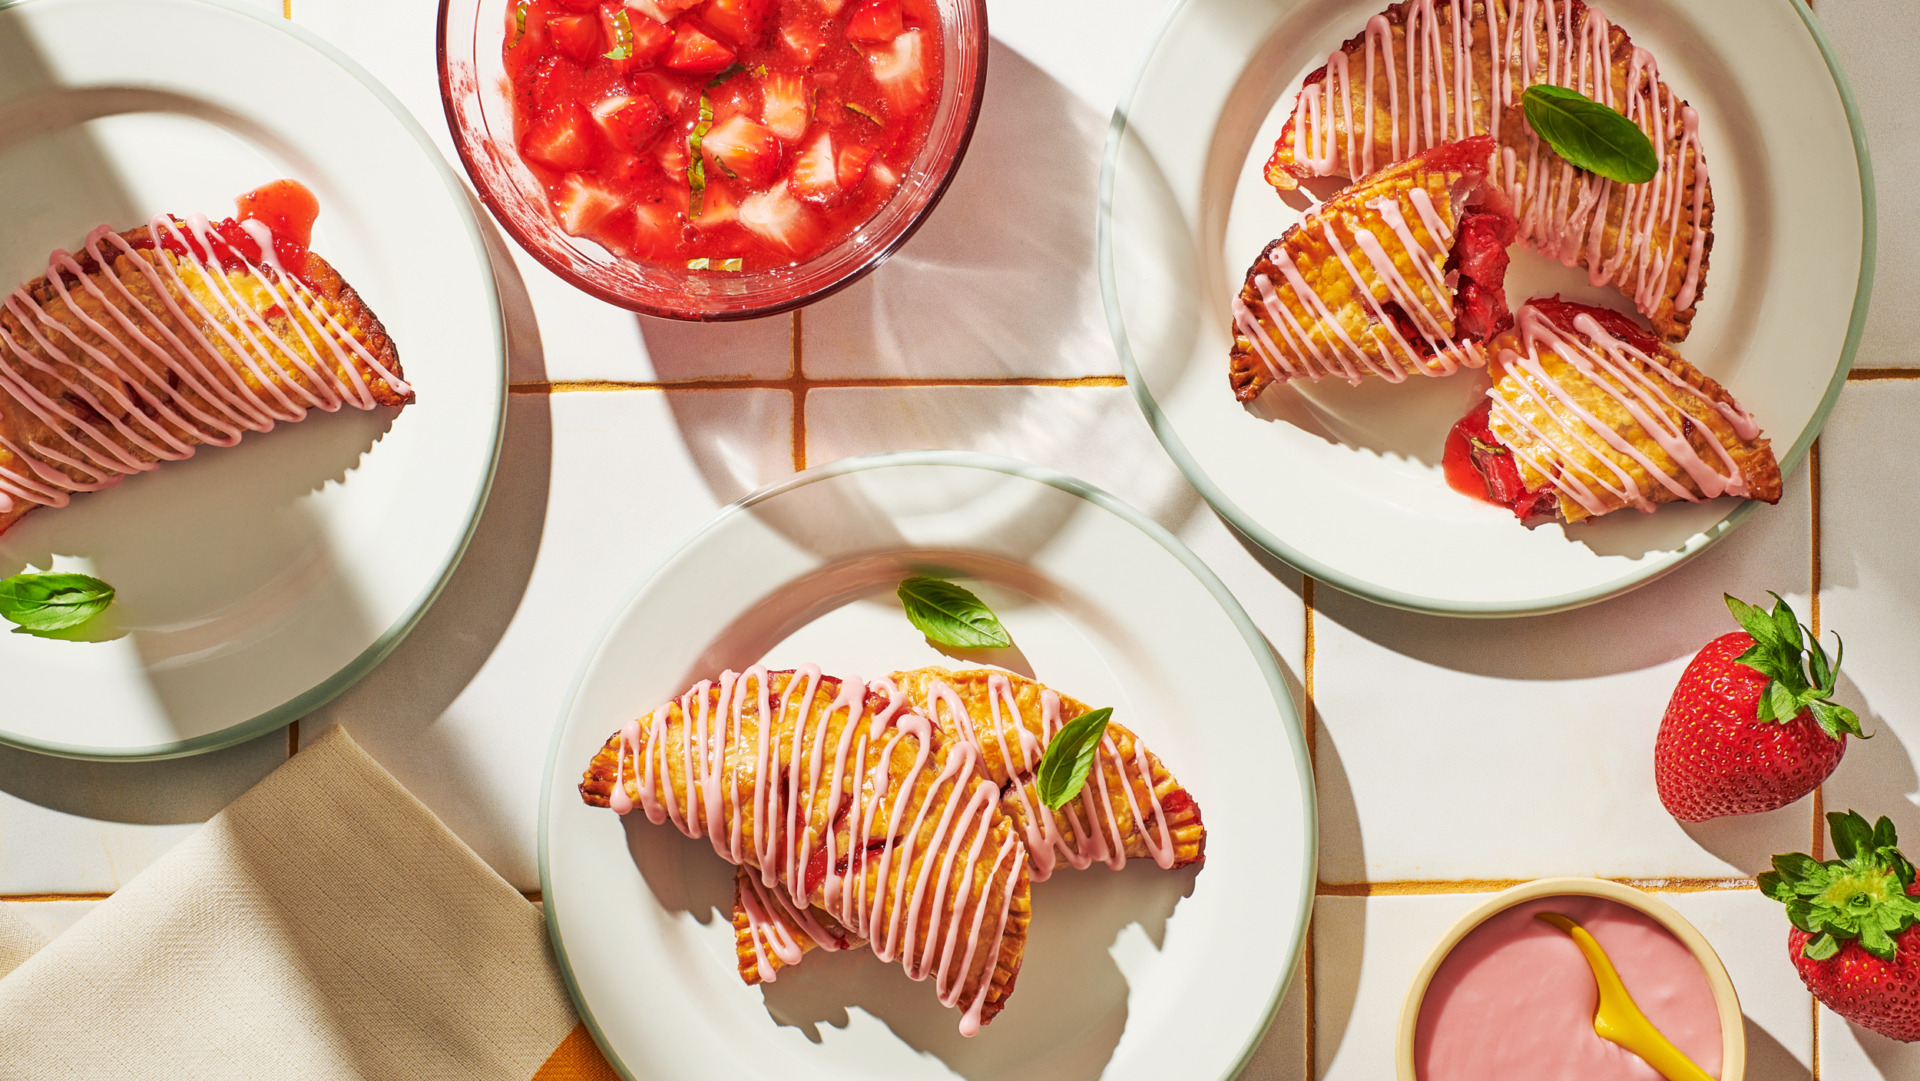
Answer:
xmin=844 ymin=102 xmax=880 ymax=124
xmin=687 ymin=94 xmax=714 ymax=217
xmin=511 ymin=2 xmax=529 ymax=47
xmin=705 ymin=62 xmax=749 ymax=88
xmin=1520 ymin=84 xmax=1660 ymax=185
xmin=602 ymin=8 xmax=634 ymax=60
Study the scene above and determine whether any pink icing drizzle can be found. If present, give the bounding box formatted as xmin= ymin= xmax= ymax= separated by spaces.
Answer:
xmin=0 ymin=215 xmax=409 ymax=517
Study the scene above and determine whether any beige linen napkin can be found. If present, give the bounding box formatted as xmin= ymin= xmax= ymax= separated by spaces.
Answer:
xmin=0 ymin=727 xmax=612 ymax=1081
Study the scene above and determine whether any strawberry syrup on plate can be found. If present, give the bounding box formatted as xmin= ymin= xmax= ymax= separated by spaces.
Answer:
xmin=503 ymin=0 xmax=942 ymax=271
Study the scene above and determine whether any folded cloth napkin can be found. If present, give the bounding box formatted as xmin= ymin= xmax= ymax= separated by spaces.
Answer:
xmin=0 ymin=727 xmax=616 ymax=1081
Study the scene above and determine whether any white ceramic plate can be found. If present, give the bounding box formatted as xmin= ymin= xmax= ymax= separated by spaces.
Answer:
xmin=540 ymin=452 xmax=1314 ymax=1081
xmin=0 ymin=0 xmax=504 ymax=758
xmin=1101 ymin=0 xmax=1873 ymax=616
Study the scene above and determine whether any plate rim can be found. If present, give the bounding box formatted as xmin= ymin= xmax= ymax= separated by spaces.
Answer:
xmin=1096 ymin=0 xmax=1877 ymax=619
xmin=537 ymin=449 xmax=1319 ymax=1081
xmin=0 ymin=0 xmax=508 ymax=760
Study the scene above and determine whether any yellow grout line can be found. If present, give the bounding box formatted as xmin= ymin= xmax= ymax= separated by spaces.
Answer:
xmin=509 ymin=375 xmax=1130 ymax=394
xmin=1300 ymin=576 xmax=1317 ymax=1079
xmin=1303 ymin=915 xmax=1316 ymax=1080
xmin=1809 ymin=434 xmax=1825 ymax=1076
xmin=287 ymin=718 xmax=300 ymax=757
xmin=790 ymin=311 xmax=807 ymax=471
xmin=1 ymin=893 xmax=112 ymax=902
xmin=1846 ymin=368 xmax=1920 ymax=381
xmin=1316 ymin=878 xmax=1758 ymax=896
xmin=282 ymin=0 xmax=291 ymax=19
xmin=522 ymin=889 xmax=544 ymax=903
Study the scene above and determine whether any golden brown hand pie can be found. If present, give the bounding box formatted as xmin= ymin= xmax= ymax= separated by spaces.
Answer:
xmin=0 ymin=208 xmax=406 ymax=536
xmin=1231 ymin=136 xmax=1515 ymax=397
xmin=579 ymin=665 xmax=1031 ymax=1035
xmin=1446 ymin=297 xmax=1779 ymax=522
xmin=731 ymin=667 xmax=1205 ymax=987
xmin=1262 ymin=0 xmax=1713 ymax=341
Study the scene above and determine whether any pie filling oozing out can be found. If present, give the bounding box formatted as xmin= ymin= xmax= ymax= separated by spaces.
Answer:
xmin=579 ymin=665 xmax=1205 ymax=1035
xmin=1444 ymin=297 xmax=1781 ymax=523
xmin=1230 ymin=135 xmax=1518 ymax=397
xmin=0 ymin=180 xmax=408 ymax=537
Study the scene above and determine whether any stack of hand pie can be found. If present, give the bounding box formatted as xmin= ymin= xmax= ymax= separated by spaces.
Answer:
xmin=1231 ymin=0 xmax=1779 ymax=525
xmin=579 ymin=664 xmax=1205 ymax=1035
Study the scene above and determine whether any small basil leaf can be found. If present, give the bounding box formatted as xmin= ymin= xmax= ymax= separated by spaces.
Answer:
xmin=603 ymin=8 xmax=635 ymax=60
xmin=1520 ymin=84 xmax=1660 ymax=184
xmin=1036 ymin=707 xmax=1114 ymax=809
xmin=896 ymin=576 xmax=1012 ymax=649
xmin=705 ymin=62 xmax=749 ymax=88
xmin=0 ymin=572 xmax=115 ymax=635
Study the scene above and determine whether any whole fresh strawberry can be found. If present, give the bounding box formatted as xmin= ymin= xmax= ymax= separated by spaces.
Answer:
xmin=1760 ymin=811 xmax=1920 ymax=1041
xmin=1654 ymin=593 xmax=1861 ymax=821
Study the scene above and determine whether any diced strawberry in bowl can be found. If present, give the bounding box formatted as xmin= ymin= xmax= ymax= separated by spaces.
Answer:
xmin=703 ymin=0 xmax=778 ymax=49
xmin=867 ymin=28 xmax=930 ymax=115
xmin=555 ymin=173 xmax=625 ymax=235
xmin=701 ymin=115 xmax=783 ymax=185
xmin=666 ymin=25 xmax=736 ymax=74
xmin=592 ymin=93 xmax=668 ymax=151
xmin=546 ymin=14 xmax=604 ymax=64
xmin=835 ymin=142 xmax=876 ymax=191
xmin=738 ymin=185 xmax=823 ymax=253
xmin=845 ymin=0 xmax=904 ymax=43
xmin=523 ymin=103 xmax=596 ymax=171
xmin=779 ymin=19 xmax=828 ymax=62
xmin=760 ymin=73 xmax=808 ymax=142
xmin=625 ymin=0 xmax=704 ymax=24
xmin=788 ymin=130 xmax=841 ymax=205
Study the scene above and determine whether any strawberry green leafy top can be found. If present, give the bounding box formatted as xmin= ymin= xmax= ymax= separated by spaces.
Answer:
xmin=1760 ymin=811 xmax=1920 ymax=961
xmin=1725 ymin=593 xmax=1862 ymax=739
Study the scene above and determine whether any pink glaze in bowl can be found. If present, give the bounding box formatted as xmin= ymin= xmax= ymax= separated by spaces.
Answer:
xmin=437 ymin=0 xmax=988 ymax=321
xmin=1396 ymin=878 xmax=1745 ymax=1081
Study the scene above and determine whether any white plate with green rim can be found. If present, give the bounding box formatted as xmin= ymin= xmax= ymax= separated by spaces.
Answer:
xmin=1100 ymin=0 xmax=1873 ymax=616
xmin=0 ymin=0 xmax=504 ymax=759
xmin=540 ymin=451 xmax=1314 ymax=1081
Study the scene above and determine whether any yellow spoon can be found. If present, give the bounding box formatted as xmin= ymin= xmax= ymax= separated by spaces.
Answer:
xmin=1534 ymin=912 xmax=1716 ymax=1081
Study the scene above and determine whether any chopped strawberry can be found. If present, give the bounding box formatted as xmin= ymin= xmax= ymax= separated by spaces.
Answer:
xmin=601 ymin=200 xmax=686 ymax=259
xmin=787 ymin=130 xmax=841 ymax=205
xmin=814 ymin=0 xmax=848 ymax=14
xmin=835 ymin=142 xmax=876 ymax=191
xmin=552 ymin=0 xmax=601 ymax=11
xmin=554 ymin=173 xmax=624 ymax=235
xmin=702 ymin=0 xmax=778 ymax=48
xmin=760 ymin=72 xmax=808 ymax=142
xmin=625 ymin=0 xmax=703 ymax=23
xmin=666 ymin=25 xmax=736 ymax=74
xmin=623 ymin=12 xmax=675 ymax=66
xmin=547 ymin=14 xmax=604 ymax=64
xmin=737 ymin=185 xmax=822 ymax=253
xmin=844 ymin=0 xmax=904 ymax=42
xmin=691 ymin=178 xmax=741 ymax=227
xmin=518 ymin=54 xmax=589 ymax=116
xmin=1445 ymin=208 xmax=1516 ymax=341
xmin=867 ymin=28 xmax=930 ymax=116
xmin=592 ymin=93 xmax=668 ymax=151
xmin=522 ymin=104 xmax=595 ymax=171
xmin=867 ymin=158 xmax=899 ymax=191
xmin=629 ymin=72 xmax=691 ymax=115
xmin=779 ymin=19 xmax=828 ymax=62
xmin=701 ymin=114 xmax=782 ymax=185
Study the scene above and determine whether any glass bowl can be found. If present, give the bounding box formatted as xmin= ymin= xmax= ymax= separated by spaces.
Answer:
xmin=437 ymin=0 xmax=988 ymax=320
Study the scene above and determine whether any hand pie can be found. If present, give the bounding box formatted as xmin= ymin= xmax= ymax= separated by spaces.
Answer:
xmin=1231 ymin=136 xmax=1516 ymax=396
xmin=732 ymin=668 xmax=1205 ymax=986
xmin=1446 ymin=297 xmax=1780 ymax=522
xmin=0 ymin=187 xmax=407 ymax=536
xmin=579 ymin=665 xmax=1031 ymax=1036
xmin=1261 ymin=0 xmax=1713 ymax=341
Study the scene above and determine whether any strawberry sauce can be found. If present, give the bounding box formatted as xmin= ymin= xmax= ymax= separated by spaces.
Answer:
xmin=502 ymin=0 xmax=943 ymax=271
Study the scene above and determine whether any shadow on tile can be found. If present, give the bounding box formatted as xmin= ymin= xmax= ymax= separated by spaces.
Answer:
xmin=300 ymin=213 xmax=553 ymax=863
xmin=1742 ymin=1013 xmax=1810 ymax=1080
xmin=0 ymin=728 xmax=285 ymax=825
xmin=1850 ymin=1021 xmax=1920 ymax=1077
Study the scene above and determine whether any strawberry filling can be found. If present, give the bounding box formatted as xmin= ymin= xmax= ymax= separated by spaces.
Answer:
xmin=1442 ymin=398 xmax=1558 ymax=518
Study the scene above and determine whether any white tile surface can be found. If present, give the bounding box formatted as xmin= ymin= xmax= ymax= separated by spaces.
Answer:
xmin=1314 ymin=888 xmax=1813 ymax=1080
xmin=1819 ymin=380 xmax=1920 ymax=869
xmin=1312 ymin=467 xmax=1817 ymax=883
xmin=799 ymin=41 xmax=1119 ymax=380
xmin=2 ymin=899 xmax=96 ymax=944
xmin=299 ymin=387 xmax=796 ymax=889
xmin=0 ymin=731 xmax=286 ymax=896
xmin=1817 ymin=0 xmax=1919 ymax=370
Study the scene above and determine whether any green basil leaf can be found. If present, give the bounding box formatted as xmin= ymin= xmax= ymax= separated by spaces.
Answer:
xmin=602 ymin=8 xmax=634 ymax=60
xmin=511 ymin=3 xmax=530 ymax=47
xmin=1520 ymin=84 xmax=1660 ymax=185
xmin=896 ymin=576 xmax=1012 ymax=649
xmin=844 ymin=102 xmax=881 ymax=124
xmin=1036 ymin=707 xmax=1114 ymax=809
xmin=0 ymin=572 xmax=115 ymax=635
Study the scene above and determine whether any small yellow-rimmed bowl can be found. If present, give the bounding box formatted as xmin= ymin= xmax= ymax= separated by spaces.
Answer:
xmin=1394 ymin=877 xmax=1746 ymax=1080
